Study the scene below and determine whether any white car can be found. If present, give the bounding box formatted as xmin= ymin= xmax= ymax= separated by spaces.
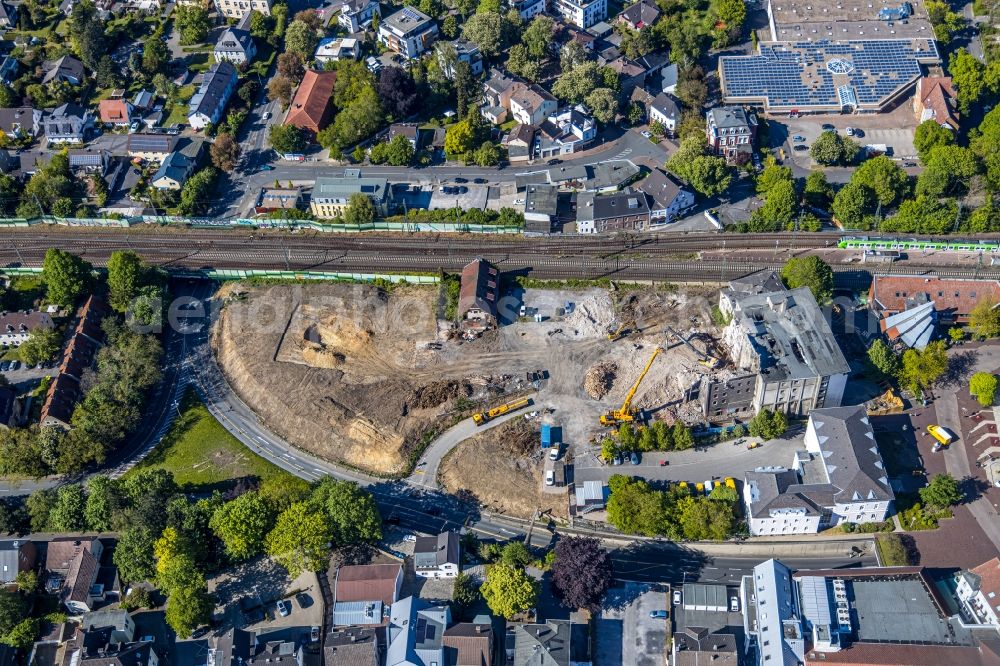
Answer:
xmin=673 ymin=589 xmax=682 ymax=605
xmin=641 ymin=130 xmax=652 ymax=138
xmin=549 ymin=446 xmax=560 ymax=461
xmin=845 ymin=126 xmax=855 ymax=136
xmin=263 ymin=111 xmax=271 ymax=120
xmin=403 ymin=534 xmax=417 ymax=542
xmin=545 ymin=469 xmax=555 ymax=486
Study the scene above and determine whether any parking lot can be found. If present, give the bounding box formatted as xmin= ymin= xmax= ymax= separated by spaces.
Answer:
xmin=207 ymin=557 xmax=324 ymax=634
xmin=595 ymin=584 xmax=669 ymax=666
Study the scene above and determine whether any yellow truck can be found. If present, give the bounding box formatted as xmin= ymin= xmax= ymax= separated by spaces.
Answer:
xmin=927 ymin=424 xmax=953 ymax=451
xmin=472 ymin=397 xmax=532 ymax=426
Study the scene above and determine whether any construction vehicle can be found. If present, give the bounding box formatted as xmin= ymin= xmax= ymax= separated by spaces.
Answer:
xmin=665 ymin=326 xmax=721 ymax=369
xmin=866 ymin=389 xmax=904 ymax=416
xmin=607 ymin=322 xmax=629 ymax=341
xmin=928 ymin=424 xmax=953 ymax=451
xmin=600 ymin=347 xmax=663 ymax=426
xmin=472 ymin=397 xmax=532 ymax=426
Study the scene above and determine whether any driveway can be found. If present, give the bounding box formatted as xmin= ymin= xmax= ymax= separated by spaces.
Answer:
xmin=595 ymin=584 xmax=668 ymax=666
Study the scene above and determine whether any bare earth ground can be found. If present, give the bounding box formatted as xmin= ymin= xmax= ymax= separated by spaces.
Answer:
xmin=212 ymin=282 xmax=727 ymax=479
xmin=439 ymin=417 xmax=567 ymax=519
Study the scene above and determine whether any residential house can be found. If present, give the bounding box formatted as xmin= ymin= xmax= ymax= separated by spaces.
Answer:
xmin=746 ymin=560 xmax=805 ymax=666
xmin=127 ymin=133 xmax=177 ymax=161
xmin=0 ymin=387 xmax=17 ymax=430
xmin=336 ymin=0 xmax=380 ymax=32
xmin=131 ymin=90 xmax=156 ymax=112
xmin=0 ymin=56 xmax=18 ymax=85
xmin=0 ymin=539 xmax=37 ymax=585
xmin=151 ymin=139 xmax=203 ymax=190
xmin=648 ymin=92 xmax=679 ymax=135
xmin=0 ymin=1 xmax=17 ymax=27
xmin=315 ymin=37 xmax=361 ymax=63
xmin=42 ymin=56 xmax=86 ymax=86
xmin=0 ymin=107 xmax=41 ymax=140
xmin=44 ymin=103 xmax=94 ymax=145
xmin=284 ymin=69 xmax=337 ymax=137
xmin=743 ymin=405 xmax=894 ymax=535
xmin=388 ymin=122 xmax=419 ymax=148
xmin=511 ymin=0 xmax=545 ymax=19
xmin=413 ymin=531 xmax=460 ymax=579
xmin=40 ymin=295 xmax=108 ymax=430
xmin=957 ymin=557 xmax=1000 ymax=625
xmin=504 ymin=124 xmax=534 ymax=163
xmin=705 ymin=106 xmax=757 ymax=164
xmin=636 ymin=168 xmax=693 ymax=224
xmin=552 ymin=0 xmax=607 ymax=28
xmin=386 ymin=597 xmax=451 ymax=666
xmin=214 ymin=27 xmax=256 ymax=65
xmin=523 ymin=184 xmax=559 ymax=232
xmin=67 ymin=149 xmax=111 ymax=174
xmin=704 ymin=278 xmax=849 ymax=418
xmin=616 ymin=0 xmax=659 ymax=29
xmin=671 ymin=627 xmax=738 ymax=666
xmin=436 ymin=39 xmax=484 ymax=78
xmin=914 ymin=76 xmax=959 ymax=131
xmin=660 ymin=62 xmax=678 ymax=94
xmin=188 ymin=61 xmax=238 ymax=131
xmin=324 ymin=627 xmax=379 ymax=666
xmin=378 ymin=7 xmax=439 ymax=59
xmin=0 ymin=309 xmax=54 ymax=348
xmin=333 ymin=563 xmax=403 ymax=626
xmin=535 ymin=104 xmax=596 ymax=157
xmin=481 ymin=68 xmax=516 ymax=123
xmin=53 ymin=609 xmax=159 ymax=666
xmin=98 ymin=98 xmax=134 ymax=127
xmin=311 ymin=171 xmax=392 ymax=218
xmin=507 ymin=82 xmax=558 ymax=126
xmin=45 ymin=537 xmax=118 ymax=614
xmin=254 ymin=187 xmax=302 ymax=215
xmin=576 ymin=190 xmax=650 ymax=233
xmin=506 ymin=618 xmax=591 ymax=666
xmin=458 ymin=259 xmax=500 ymax=334
xmin=605 ymin=56 xmax=647 ymax=96
xmin=207 ymin=628 xmax=254 ymax=666
xmin=443 ymin=621 xmax=494 ymax=666
xmin=213 ymin=0 xmax=272 ymax=19
xmin=868 ymin=275 xmax=1000 ymax=327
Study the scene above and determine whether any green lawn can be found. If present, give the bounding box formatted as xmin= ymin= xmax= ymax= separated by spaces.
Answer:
xmin=163 ymin=85 xmax=196 ymax=126
xmin=127 ymin=389 xmax=298 ymax=492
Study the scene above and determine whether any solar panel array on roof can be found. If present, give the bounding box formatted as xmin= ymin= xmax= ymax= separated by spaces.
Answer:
xmin=401 ymin=7 xmax=424 ymax=20
xmin=721 ymin=39 xmax=939 ymax=110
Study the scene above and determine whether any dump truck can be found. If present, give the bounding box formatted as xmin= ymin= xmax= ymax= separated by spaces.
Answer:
xmin=928 ymin=424 xmax=953 ymax=451
xmin=600 ymin=347 xmax=663 ymax=426
xmin=472 ymin=397 xmax=532 ymax=426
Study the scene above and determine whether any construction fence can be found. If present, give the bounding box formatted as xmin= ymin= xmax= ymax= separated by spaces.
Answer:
xmin=0 ymin=264 xmax=439 ymax=284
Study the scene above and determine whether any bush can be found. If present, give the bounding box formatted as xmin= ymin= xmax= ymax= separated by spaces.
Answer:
xmin=121 ymin=587 xmax=153 ymax=611
xmin=875 ymin=533 xmax=911 ymax=566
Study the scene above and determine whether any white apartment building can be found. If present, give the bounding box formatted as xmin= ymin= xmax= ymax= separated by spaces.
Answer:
xmin=0 ymin=311 xmax=54 ymax=348
xmin=743 ymin=406 xmax=894 ymax=536
xmin=213 ymin=0 xmax=271 ymax=19
xmin=378 ymin=7 xmax=439 ymax=59
xmin=551 ymin=0 xmax=607 ymax=28
xmin=957 ymin=558 xmax=1000 ymax=625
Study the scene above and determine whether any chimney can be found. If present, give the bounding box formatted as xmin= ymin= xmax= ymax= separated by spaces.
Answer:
xmin=476 ymin=625 xmax=484 ymax=633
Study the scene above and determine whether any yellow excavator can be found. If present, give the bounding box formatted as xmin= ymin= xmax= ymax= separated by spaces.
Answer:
xmin=600 ymin=347 xmax=662 ymax=426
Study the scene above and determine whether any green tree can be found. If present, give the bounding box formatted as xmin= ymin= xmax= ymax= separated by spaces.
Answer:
xmin=867 ymin=338 xmax=900 ymax=378
xmin=174 ymin=5 xmax=210 ymax=44
xmin=506 ymin=43 xmax=541 ymax=81
xmin=900 ymin=340 xmax=949 ymax=394
xmin=177 ymin=167 xmax=218 ymax=217
xmin=970 ymin=297 xmax=1000 ymax=338
xmin=269 ymin=124 xmax=307 ymax=155
xmin=652 ymin=421 xmax=673 ymax=450
xmin=481 ymin=563 xmax=539 ymax=618
xmin=385 ymin=134 xmax=415 ymax=166
xmin=970 ymin=372 xmax=998 ymax=406
xmin=315 ymin=479 xmax=382 ymax=546
xmin=106 ymin=250 xmax=144 ymax=312
xmin=832 ymin=182 xmax=875 ymax=229
xmin=672 ymin=422 xmax=694 ymax=450
xmin=756 ymin=159 xmax=793 ymax=197
xmin=50 ymin=484 xmax=86 ymax=531
xmin=210 ymin=492 xmax=274 ymax=561
xmin=780 ymin=256 xmax=834 ymax=303
xmin=265 ymin=502 xmax=333 ymax=578
xmin=462 ymin=11 xmax=503 ymax=56
xmin=500 ymin=541 xmax=533 ymax=568
xmin=918 ymin=145 xmax=980 ymax=197
xmin=748 ymin=179 xmax=797 ymax=230
xmin=717 ymin=0 xmax=747 ymax=30
xmin=284 ymin=19 xmax=318 ymax=58
xmin=17 ymin=328 xmax=61 ymax=366
xmin=803 ymin=171 xmax=833 ymax=208
xmin=342 ymin=193 xmax=377 ymax=224
xmin=114 ymin=526 xmax=158 ymax=583
xmin=677 ymin=495 xmax=734 ymax=540
xmin=164 ymin=571 xmax=212 ymax=637
xmin=522 ymin=15 xmax=555 ymax=58
xmin=249 ymin=10 xmax=273 ymax=37
xmin=685 ymin=156 xmax=732 ymax=197
xmin=919 ymin=473 xmax=964 ymax=508
xmin=913 ymin=119 xmax=955 ymax=162
xmin=585 ymin=88 xmax=619 ymax=124
xmin=748 ymin=409 xmax=787 ymax=440
xmin=0 ymin=589 xmax=25 ymax=636
xmin=950 ymin=48 xmax=989 ymax=113
xmin=452 ymin=572 xmax=481 ymax=620
xmin=852 ymin=156 xmax=909 ymax=208
xmin=605 ymin=475 xmax=668 ymax=536
xmin=42 ymin=248 xmax=91 ymax=307
xmin=445 ymin=118 xmax=477 ymax=156
xmin=473 ymin=141 xmax=502 ymax=167
xmin=84 ymin=475 xmax=121 ymax=532
xmin=810 ymin=130 xmax=859 ymax=166
xmin=1 ymin=617 xmax=38 ymax=650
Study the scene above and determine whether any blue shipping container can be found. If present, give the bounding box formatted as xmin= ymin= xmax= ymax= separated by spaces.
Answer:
xmin=541 ymin=425 xmax=552 ymax=447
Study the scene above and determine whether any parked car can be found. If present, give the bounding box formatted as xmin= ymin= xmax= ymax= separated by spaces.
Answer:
xmin=0 ymin=361 xmax=10 ymax=372
xmin=821 ymin=123 xmax=836 ymax=131
xmin=473 ymin=177 xmax=487 ymax=184
xmin=649 ymin=610 xmax=669 ymax=619
xmin=191 ymin=626 xmax=211 ymax=639
xmin=845 ymin=126 xmax=855 ymax=136
xmin=673 ymin=590 xmax=682 ymax=605
xmin=612 ymin=454 xmax=622 ymax=466
xmin=545 ymin=469 xmax=555 ymax=486
xmin=276 ymin=600 xmax=291 ymax=617
xmin=641 ymin=130 xmax=652 ymax=138
xmin=729 ymin=596 xmax=740 ymax=612
xmin=403 ymin=534 xmax=417 ymax=542
xmin=547 ymin=158 xmax=562 ymax=165
xmin=630 ymin=451 xmax=640 ymax=465
xmin=853 ymin=128 xmax=864 ymax=137
xmin=10 ymin=360 xmax=19 ymax=370
xmin=310 ymin=626 xmax=320 ymax=642
xmin=263 ymin=111 xmax=271 ymax=120
xmin=793 ymin=145 xmax=809 ymax=151
xmin=259 ymin=165 xmax=274 ymax=171
xmin=549 ymin=446 xmax=560 ymax=461
xmin=792 ymin=135 xmax=805 ymax=142
xmin=454 ymin=177 xmax=467 ymax=183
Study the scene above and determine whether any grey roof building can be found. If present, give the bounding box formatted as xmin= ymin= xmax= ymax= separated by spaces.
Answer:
xmin=42 ymin=56 xmax=85 ymax=85
xmin=0 ymin=56 xmax=18 ymax=85
xmin=387 ymin=596 xmax=451 ymax=666
xmin=747 ymin=559 xmax=805 ymax=666
xmin=214 ymin=26 xmax=256 ymax=64
xmin=311 ymin=171 xmax=392 ymax=218
xmin=506 ymin=618 xmax=590 ymax=666
xmin=672 ymin=627 xmax=738 ymax=666
xmin=324 ymin=627 xmax=379 ymax=666
xmin=616 ymin=0 xmax=659 ymax=27
xmin=43 ymin=103 xmax=93 ymax=144
xmin=635 ymin=167 xmax=694 ymax=223
xmin=188 ymin=61 xmax=238 ymax=130
xmin=576 ymin=190 xmax=650 ymax=233
xmin=0 ymin=107 xmax=41 ymax=138
xmin=0 ymin=1 xmax=17 ymax=27
xmin=413 ymin=531 xmax=460 ymax=578
xmin=0 ymin=538 xmax=36 ymax=584
xmin=208 ymin=627 xmax=254 ymax=665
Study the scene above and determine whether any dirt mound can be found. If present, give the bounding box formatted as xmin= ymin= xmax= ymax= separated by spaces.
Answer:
xmin=584 ymin=361 xmax=617 ymax=399
xmin=495 ymin=418 xmax=538 ymax=456
xmin=411 ymin=380 xmax=473 ymax=409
